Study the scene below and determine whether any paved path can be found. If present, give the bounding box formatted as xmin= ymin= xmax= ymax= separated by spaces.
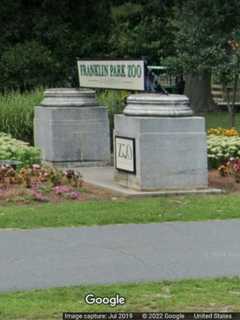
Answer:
xmin=79 ymin=166 xmax=222 ymax=197
xmin=1 ymin=219 xmax=240 ymax=292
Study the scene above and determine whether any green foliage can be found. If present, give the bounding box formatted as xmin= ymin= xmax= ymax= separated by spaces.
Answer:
xmin=0 ymin=133 xmax=41 ymax=167
xmin=0 ymin=1 xmax=112 ymax=89
xmin=109 ymin=1 xmax=175 ymax=63
xmin=0 ymin=88 xmax=43 ymax=143
xmin=98 ymin=89 xmax=127 ymax=124
xmin=0 ymin=41 xmax=60 ymax=91
xmin=165 ymin=1 xmax=240 ymax=113
xmin=172 ymin=0 xmax=240 ymax=73
xmin=0 ymin=1 xmax=176 ymax=89
xmin=2 ymin=0 xmax=240 ymax=93
xmin=97 ymin=90 xmax=128 ymax=149
xmin=205 ymin=112 xmax=240 ymax=131
xmin=216 ymin=30 xmax=240 ymax=127
xmin=207 ymin=135 xmax=240 ymax=168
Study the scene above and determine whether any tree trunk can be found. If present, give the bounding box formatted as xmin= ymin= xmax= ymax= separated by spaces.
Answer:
xmin=224 ymin=86 xmax=235 ymax=128
xmin=229 ymin=59 xmax=239 ymax=128
xmin=184 ymin=71 xmax=217 ymax=113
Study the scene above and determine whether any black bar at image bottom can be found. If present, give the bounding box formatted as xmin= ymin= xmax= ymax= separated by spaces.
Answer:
xmin=62 ymin=312 xmax=239 ymax=320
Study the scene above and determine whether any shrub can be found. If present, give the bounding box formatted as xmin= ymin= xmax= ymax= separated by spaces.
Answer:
xmin=0 ymin=133 xmax=41 ymax=167
xmin=97 ymin=90 xmax=128 ymax=150
xmin=0 ymin=41 xmax=61 ymax=91
xmin=0 ymin=88 xmax=43 ymax=144
xmin=208 ymin=135 xmax=240 ymax=168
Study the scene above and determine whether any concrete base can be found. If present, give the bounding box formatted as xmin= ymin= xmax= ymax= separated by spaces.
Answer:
xmin=34 ymin=105 xmax=111 ymax=164
xmin=43 ymin=160 xmax=110 ymax=169
xmin=114 ymin=115 xmax=208 ymax=191
xmin=78 ymin=166 xmax=222 ymax=198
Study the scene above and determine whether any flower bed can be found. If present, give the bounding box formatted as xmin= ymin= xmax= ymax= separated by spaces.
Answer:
xmin=208 ymin=127 xmax=239 ymax=137
xmin=208 ymin=135 xmax=240 ymax=168
xmin=0 ymin=133 xmax=40 ymax=167
xmin=207 ymin=127 xmax=240 ymax=168
xmin=0 ymin=164 xmax=83 ymax=203
xmin=0 ymin=163 xmax=114 ymax=204
xmin=0 ymin=132 xmax=115 ymax=203
xmin=208 ymin=127 xmax=240 ymax=185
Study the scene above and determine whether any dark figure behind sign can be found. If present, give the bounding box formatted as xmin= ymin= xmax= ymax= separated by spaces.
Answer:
xmin=144 ymin=64 xmax=167 ymax=94
xmin=175 ymin=75 xmax=185 ymax=94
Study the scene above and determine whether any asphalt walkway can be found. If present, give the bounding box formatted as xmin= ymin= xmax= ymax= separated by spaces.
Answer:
xmin=1 ymin=219 xmax=240 ymax=292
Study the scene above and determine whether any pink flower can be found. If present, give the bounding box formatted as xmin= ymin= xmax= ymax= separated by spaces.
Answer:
xmin=31 ymin=182 xmax=40 ymax=190
xmin=67 ymin=191 xmax=81 ymax=200
xmin=31 ymin=190 xmax=48 ymax=202
xmin=53 ymin=185 xmax=72 ymax=195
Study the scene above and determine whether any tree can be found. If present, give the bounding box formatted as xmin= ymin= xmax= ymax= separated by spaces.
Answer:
xmin=217 ymin=31 xmax=240 ymax=127
xmin=109 ymin=0 xmax=175 ymax=64
xmin=0 ymin=0 xmax=112 ymax=90
xmin=0 ymin=41 xmax=60 ymax=91
xmin=172 ymin=0 xmax=240 ymax=113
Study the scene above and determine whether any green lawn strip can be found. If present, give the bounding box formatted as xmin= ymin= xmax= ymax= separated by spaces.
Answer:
xmin=1 ymin=277 xmax=240 ymax=319
xmin=204 ymin=111 xmax=240 ymax=130
xmin=0 ymin=195 xmax=239 ymax=229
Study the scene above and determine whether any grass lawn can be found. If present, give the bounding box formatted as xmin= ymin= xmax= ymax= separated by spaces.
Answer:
xmin=1 ymin=277 xmax=240 ymax=319
xmin=204 ymin=111 xmax=240 ymax=130
xmin=0 ymin=194 xmax=240 ymax=229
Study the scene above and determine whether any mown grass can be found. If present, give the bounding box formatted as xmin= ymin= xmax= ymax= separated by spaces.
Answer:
xmin=1 ymin=277 xmax=240 ymax=319
xmin=0 ymin=88 xmax=43 ymax=144
xmin=204 ymin=111 xmax=240 ymax=130
xmin=0 ymin=194 xmax=240 ymax=229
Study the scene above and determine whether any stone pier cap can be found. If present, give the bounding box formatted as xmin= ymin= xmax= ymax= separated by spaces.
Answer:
xmin=123 ymin=93 xmax=193 ymax=117
xmin=40 ymin=88 xmax=97 ymax=107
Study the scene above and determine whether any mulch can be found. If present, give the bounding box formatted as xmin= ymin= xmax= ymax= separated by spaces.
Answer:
xmin=0 ymin=170 xmax=237 ymax=205
xmin=0 ymin=181 xmax=117 ymax=206
xmin=208 ymin=169 xmax=240 ymax=193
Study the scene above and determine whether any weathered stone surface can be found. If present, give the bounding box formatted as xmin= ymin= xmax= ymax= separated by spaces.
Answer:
xmin=34 ymin=88 xmax=110 ymax=165
xmin=124 ymin=93 xmax=193 ymax=117
xmin=40 ymin=88 xmax=97 ymax=107
xmin=114 ymin=93 xmax=208 ymax=191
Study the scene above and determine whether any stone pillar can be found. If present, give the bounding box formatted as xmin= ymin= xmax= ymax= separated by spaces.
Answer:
xmin=34 ymin=88 xmax=111 ymax=167
xmin=114 ymin=94 xmax=208 ymax=190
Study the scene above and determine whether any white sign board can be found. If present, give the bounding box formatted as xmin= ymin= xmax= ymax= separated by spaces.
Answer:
xmin=77 ymin=60 xmax=145 ymax=91
xmin=115 ymin=136 xmax=136 ymax=173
